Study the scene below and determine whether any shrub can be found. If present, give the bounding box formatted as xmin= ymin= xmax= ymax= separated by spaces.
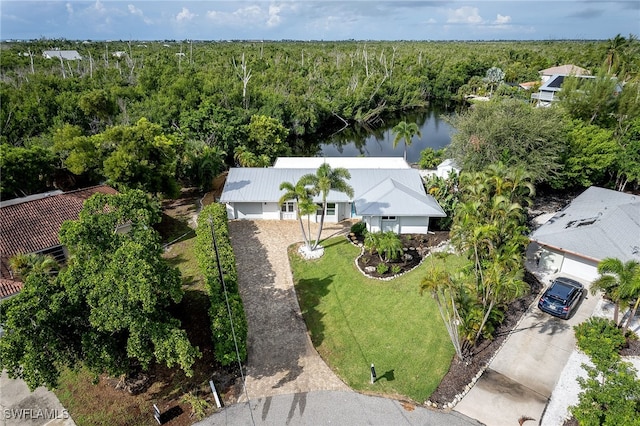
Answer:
xmin=391 ymin=265 xmax=402 ymax=275
xmin=180 ymin=391 xmax=211 ymax=420
xmin=350 ymin=221 xmax=367 ymax=235
xmin=196 ymin=203 xmax=247 ymax=366
xmin=377 ymin=263 xmax=389 ymax=274
xmin=418 ymin=147 xmax=445 ymax=170
xmin=574 ymin=317 xmax=625 ymax=369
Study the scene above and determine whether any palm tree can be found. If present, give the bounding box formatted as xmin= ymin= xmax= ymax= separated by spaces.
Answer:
xmin=605 ymin=34 xmax=627 ymax=75
xmin=234 ymin=145 xmax=270 ymax=167
xmin=378 ymin=232 xmax=403 ymax=262
xmin=621 ymin=266 xmax=640 ymax=332
xmin=485 ymin=67 xmax=505 ymax=97
xmin=591 ymin=258 xmax=640 ymax=326
xmin=9 ymin=253 xmax=59 ymax=280
xmin=279 ymin=179 xmax=317 ymax=250
xmin=302 ymin=163 xmax=353 ymax=251
xmin=392 ymin=121 xmax=421 ymax=162
xmin=420 ymin=261 xmax=465 ymax=360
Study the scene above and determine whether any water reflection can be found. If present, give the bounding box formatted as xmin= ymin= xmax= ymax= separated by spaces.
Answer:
xmin=315 ymin=106 xmax=456 ymax=164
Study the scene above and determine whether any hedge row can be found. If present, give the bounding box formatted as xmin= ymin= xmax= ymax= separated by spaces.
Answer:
xmin=195 ymin=203 xmax=247 ymax=366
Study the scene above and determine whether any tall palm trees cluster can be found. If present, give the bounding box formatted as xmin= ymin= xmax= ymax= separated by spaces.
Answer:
xmin=279 ymin=163 xmax=353 ymax=252
xmin=422 ymin=163 xmax=534 ymax=360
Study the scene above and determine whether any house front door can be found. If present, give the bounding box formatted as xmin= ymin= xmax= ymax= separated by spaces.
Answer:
xmin=281 ymin=202 xmax=296 ymax=220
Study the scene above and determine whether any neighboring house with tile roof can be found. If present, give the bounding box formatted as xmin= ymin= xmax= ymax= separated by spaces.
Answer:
xmin=220 ymin=157 xmax=446 ymax=234
xmin=0 ymin=185 xmax=117 ymax=299
xmin=529 ymin=186 xmax=640 ymax=281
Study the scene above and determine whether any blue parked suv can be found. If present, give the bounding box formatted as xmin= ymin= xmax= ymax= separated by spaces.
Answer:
xmin=538 ymin=277 xmax=585 ymax=319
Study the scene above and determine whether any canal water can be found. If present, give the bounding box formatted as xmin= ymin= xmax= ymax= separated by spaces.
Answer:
xmin=318 ymin=105 xmax=456 ymax=164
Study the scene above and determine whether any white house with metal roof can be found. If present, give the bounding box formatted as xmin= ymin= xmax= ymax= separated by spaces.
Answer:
xmin=529 ymin=186 xmax=640 ymax=281
xmin=42 ymin=50 xmax=82 ymax=60
xmin=220 ymin=157 xmax=446 ymax=234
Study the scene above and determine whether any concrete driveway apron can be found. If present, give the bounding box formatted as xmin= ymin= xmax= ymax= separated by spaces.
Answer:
xmin=455 ymin=274 xmax=599 ymax=426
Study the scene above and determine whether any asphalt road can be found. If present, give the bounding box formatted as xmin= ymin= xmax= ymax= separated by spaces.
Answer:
xmin=195 ymin=390 xmax=483 ymax=426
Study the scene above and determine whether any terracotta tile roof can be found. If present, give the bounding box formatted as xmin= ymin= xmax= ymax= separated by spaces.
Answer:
xmin=0 ymin=185 xmax=117 ymax=278
xmin=0 ymin=278 xmax=23 ymax=299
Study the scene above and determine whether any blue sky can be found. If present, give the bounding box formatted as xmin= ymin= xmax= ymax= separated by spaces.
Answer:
xmin=1 ymin=1 xmax=638 ymax=41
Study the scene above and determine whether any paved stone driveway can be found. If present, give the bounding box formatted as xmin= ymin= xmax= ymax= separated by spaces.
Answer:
xmin=228 ymin=220 xmax=351 ymax=401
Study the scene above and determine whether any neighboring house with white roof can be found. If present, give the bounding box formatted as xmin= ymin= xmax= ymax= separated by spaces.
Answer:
xmin=529 ymin=186 xmax=640 ymax=281
xmin=42 ymin=50 xmax=82 ymax=60
xmin=435 ymin=159 xmax=460 ymax=178
xmin=220 ymin=157 xmax=446 ymax=234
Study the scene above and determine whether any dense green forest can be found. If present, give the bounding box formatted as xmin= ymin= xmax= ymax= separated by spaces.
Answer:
xmin=1 ymin=37 xmax=639 ymax=199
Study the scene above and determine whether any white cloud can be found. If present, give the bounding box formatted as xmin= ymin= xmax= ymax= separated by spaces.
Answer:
xmin=267 ymin=4 xmax=282 ymax=27
xmin=128 ymin=4 xmax=152 ymax=25
xmin=426 ymin=18 xmax=437 ymax=24
xmin=494 ymin=14 xmax=511 ymax=25
xmin=447 ymin=6 xmax=483 ymax=24
xmin=66 ymin=2 xmax=74 ymax=15
xmin=93 ymin=0 xmax=105 ymax=14
xmin=207 ymin=3 xmax=289 ymax=28
xmin=176 ymin=7 xmax=196 ymax=23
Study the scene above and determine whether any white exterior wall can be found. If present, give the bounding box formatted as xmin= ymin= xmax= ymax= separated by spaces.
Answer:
xmin=225 ymin=203 xmax=235 ymax=219
xmin=364 ymin=216 xmax=381 ymax=233
xmin=538 ymin=247 xmax=599 ymax=282
xmin=363 ymin=216 xmax=430 ymax=234
xmin=560 ymin=253 xmax=599 ymax=282
xmin=539 ymin=247 xmax=564 ymax=274
xmin=228 ymin=201 xmax=351 ymax=222
xmin=399 ymin=216 xmax=429 ymax=234
xmin=262 ymin=202 xmax=280 ymax=220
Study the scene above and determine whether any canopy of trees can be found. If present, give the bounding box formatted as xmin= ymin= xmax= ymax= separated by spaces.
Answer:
xmin=2 ymin=38 xmax=638 ymax=199
xmin=0 ymin=190 xmax=200 ymax=390
xmin=445 ymin=99 xmax=566 ymax=183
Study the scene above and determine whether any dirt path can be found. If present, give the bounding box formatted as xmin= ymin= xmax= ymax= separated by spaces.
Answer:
xmin=228 ymin=220 xmax=351 ymax=401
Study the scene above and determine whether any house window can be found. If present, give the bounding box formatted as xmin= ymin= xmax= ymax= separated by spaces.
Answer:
xmin=281 ymin=202 xmax=295 ymax=213
xmin=326 ymin=203 xmax=336 ymax=216
xmin=382 ymin=216 xmax=396 ymax=220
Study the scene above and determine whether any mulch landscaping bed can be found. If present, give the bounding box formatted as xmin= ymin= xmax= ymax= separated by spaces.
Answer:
xmin=427 ymin=270 xmax=544 ymax=406
xmin=350 ymin=232 xmax=450 ymax=278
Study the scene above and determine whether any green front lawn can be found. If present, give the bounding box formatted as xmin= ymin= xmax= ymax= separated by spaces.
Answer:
xmin=290 ymin=237 xmax=464 ymax=403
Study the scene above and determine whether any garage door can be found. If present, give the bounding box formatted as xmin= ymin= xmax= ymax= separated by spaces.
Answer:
xmin=236 ymin=203 xmax=263 ymax=219
xmin=561 ymin=255 xmax=599 ymax=282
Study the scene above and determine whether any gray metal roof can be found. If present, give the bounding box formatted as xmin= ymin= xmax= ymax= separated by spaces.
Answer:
xmin=42 ymin=50 xmax=82 ymax=60
xmin=220 ymin=167 xmax=445 ymax=217
xmin=355 ymin=178 xmax=446 ymax=217
xmin=530 ymin=186 xmax=640 ymax=262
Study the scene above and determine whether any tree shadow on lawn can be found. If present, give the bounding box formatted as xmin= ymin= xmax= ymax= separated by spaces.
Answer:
xmin=229 ymin=221 xmax=315 ymax=388
xmin=295 ymin=276 xmax=334 ymax=348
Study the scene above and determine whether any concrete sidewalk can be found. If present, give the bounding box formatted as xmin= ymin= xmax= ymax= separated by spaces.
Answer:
xmin=0 ymin=372 xmax=75 ymax=426
xmin=455 ymin=274 xmax=599 ymax=426
xmin=196 ymin=390 xmax=482 ymax=426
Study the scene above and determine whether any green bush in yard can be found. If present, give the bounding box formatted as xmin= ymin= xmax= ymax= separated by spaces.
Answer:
xmin=195 ymin=203 xmax=247 ymax=366
xmin=570 ymin=316 xmax=640 ymax=425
